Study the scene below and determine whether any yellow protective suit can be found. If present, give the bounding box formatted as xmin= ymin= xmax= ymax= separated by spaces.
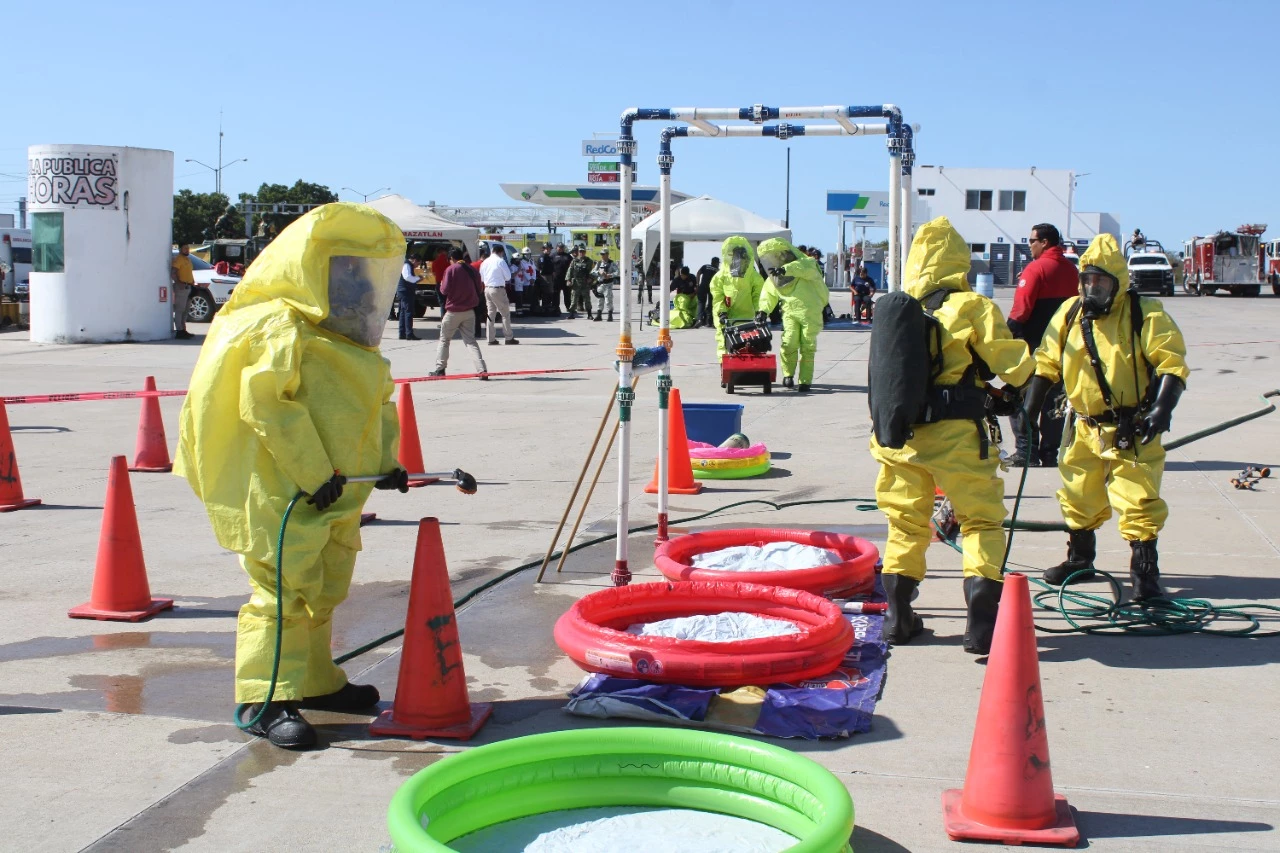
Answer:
xmin=1034 ymin=234 xmax=1189 ymax=541
xmin=710 ymin=236 xmax=765 ymax=358
xmin=756 ymin=238 xmax=829 ymax=384
xmin=175 ymin=203 xmax=405 ymax=703
xmin=870 ymin=217 xmax=1034 ymax=581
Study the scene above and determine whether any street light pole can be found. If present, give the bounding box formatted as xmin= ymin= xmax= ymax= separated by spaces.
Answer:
xmin=342 ymin=186 xmax=391 ymax=203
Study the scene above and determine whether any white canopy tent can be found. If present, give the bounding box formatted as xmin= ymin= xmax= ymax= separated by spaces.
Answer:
xmin=366 ymin=194 xmax=480 ymax=258
xmin=635 ymin=196 xmax=791 ymax=270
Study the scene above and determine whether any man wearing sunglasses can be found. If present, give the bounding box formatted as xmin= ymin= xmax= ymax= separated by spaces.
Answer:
xmin=1006 ymin=224 xmax=1079 ymax=466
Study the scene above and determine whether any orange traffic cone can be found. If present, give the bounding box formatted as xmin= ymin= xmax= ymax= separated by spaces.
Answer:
xmin=0 ymin=400 xmax=41 ymax=512
xmin=369 ymin=517 xmax=492 ymax=740
xmin=644 ymin=387 xmax=703 ymax=495
xmin=396 ymin=384 xmax=438 ymax=488
xmin=128 ymin=376 xmax=173 ymax=472
xmin=942 ymin=572 xmax=1078 ymax=846
xmin=69 ymin=456 xmax=174 ymax=622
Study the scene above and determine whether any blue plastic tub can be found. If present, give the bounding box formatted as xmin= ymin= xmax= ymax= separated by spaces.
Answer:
xmin=682 ymin=402 xmax=744 ymax=446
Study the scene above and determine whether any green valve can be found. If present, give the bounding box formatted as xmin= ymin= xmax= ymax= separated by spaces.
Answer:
xmin=657 ymin=375 xmax=671 ymax=408
xmin=617 ymin=387 xmax=635 ymax=422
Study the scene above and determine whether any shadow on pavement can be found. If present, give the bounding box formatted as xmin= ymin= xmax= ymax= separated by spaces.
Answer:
xmin=1074 ymin=809 xmax=1273 ymax=842
xmin=1036 ymin=629 xmax=1280 ymax=669
xmin=1164 ymin=458 xmax=1274 ymax=472
xmin=850 ymin=825 xmax=913 ymax=852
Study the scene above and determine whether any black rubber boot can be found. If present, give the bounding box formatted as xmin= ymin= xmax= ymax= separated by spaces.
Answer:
xmin=797 ymin=383 xmax=811 ymax=393
xmin=882 ymin=573 xmax=924 ymax=645
xmin=607 ymin=312 xmax=613 ymax=323
xmin=300 ymin=682 xmax=380 ymax=712
xmin=238 ymin=701 xmax=317 ymax=749
xmin=1129 ymin=539 xmax=1165 ymax=601
xmin=593 ymin=313 xmax=602 ymax=321
xmin=1043 ymin=528 xmax=1097 ymax=586
xmin=782 ymin=377 xmax=795 ymax=389
xmin=962 ymin=576 xmax=1002 ymax=655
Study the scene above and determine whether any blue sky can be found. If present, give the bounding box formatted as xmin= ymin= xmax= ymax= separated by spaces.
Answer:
xmin=4 ymin=0 xmax=1278 ymax=250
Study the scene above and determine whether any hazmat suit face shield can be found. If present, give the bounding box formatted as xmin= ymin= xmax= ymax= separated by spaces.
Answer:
xmin=1079 ymin=266 xmax=1120 ymax=319
xmin=729 ymin=246 xmax=748 ymax=277
xmin=758 ymin=248 xmax=797 ymax=277
xmin=319 ymin=255 xmax=402 ymax=347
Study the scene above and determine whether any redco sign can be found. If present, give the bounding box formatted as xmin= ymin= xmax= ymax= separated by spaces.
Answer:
xmin=581 ymin=140 xmax=619 ymax=157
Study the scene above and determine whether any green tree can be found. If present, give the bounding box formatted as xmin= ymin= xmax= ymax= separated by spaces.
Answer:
xmin=243 ymin=180 xmax=339 ymax=235
xmin=172 ymin=189 xmax=241 ymax=245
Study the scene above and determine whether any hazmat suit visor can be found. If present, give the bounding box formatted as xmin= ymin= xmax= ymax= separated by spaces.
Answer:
xmin=319 ymin=255 xmax=401 ymax=347
xmin=758 ymin=248 xmax=796 ymax=275
xmin=1079 ymin=267 xmax=1120 ymax=319
xmin=729 ymin=247 xmax=748 ymax=277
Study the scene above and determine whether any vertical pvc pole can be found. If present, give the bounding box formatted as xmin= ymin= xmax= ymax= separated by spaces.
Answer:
xmin=900 ymin=168 xmax=913 ymax=283
xmin=612 ymin=135 xmax=636 ymax=587
xmin=888 ymin=152 xmax=902 ymax=292
xmin=655 ymin=162 xmax=673 ymax=542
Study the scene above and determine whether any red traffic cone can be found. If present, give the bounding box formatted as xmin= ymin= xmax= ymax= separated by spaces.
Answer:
xmin=942 ymin=572 xmax=1078 ymax=846
xmin=396 ymin=384 xmax=438 ymax=488
xmin=128 ymin=376 xmax=173 ymax=472
xmin=369 ymin=517 xmax=492 ymax=740
xmin=644 ymin=387 xmax=703 ymax=495
xmin=0 ymin=400 xmax=41 ymax=512
xmin=69 ymin=456 xmax=174 ymax=622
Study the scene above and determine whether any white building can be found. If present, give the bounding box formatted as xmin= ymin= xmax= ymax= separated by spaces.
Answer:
xmin=913 ymin=166 xmax=1120 ymax=285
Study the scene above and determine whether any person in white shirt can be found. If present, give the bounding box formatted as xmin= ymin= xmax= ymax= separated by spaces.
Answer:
xmin=479 ymin=245 xmax=519 ymax=345
xmin=517 ymin=249 xmax=537 ymax=312
xmin=397 ymin=250 xmax=421 ymax=340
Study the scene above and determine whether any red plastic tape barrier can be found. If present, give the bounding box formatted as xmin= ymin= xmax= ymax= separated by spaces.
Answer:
xmin=654 ymin=528 xmax=879 ymax=598
xmin=553 ymin=580 xmax=855 ymax=688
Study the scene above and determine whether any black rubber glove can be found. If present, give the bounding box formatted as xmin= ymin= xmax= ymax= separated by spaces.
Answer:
xmin=989 ymin=385 xmax=1022 ymax=417
xmin=1140 ymin=374 xmax=1185 ymax=444
xmin=718 ymin=312 xmax=728 ymax=326
xmin=755 ymin=311 xmax=768 ymax=324
xmin=375 ymin=468 xmax=410 ymax=493
xmin=1021 ymin=375 xmax=1052 ymax=420
xmin=307 ymin=472 xmax=347 ymax=511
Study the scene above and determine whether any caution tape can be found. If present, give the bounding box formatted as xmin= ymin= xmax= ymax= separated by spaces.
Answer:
xmin=2 ymin=362 xmax=720 ymax=405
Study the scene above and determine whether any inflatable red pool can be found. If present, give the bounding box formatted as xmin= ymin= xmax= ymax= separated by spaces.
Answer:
xmin=553 ymin=580 xmax=854 ymax=688
xmin=653 ymin=528 xmax=879 ymax=598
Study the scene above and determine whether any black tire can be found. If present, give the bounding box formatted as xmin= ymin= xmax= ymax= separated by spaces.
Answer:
xmin=186 ymin=288 xmax=215 ymax=323
xmin=1243 ymin=285 xmax=1261 ymax=298
xmin=1182 ymin=276 xmax=1199 ymax=296
xmin=726 ymin=381 xmax=735 ymax=395
xmin=763 ymin=382 xmax=772 ymax=395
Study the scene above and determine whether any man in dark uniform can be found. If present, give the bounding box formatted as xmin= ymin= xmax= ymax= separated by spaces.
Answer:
xmin=694 ymin=257 xmax=719 ymax=327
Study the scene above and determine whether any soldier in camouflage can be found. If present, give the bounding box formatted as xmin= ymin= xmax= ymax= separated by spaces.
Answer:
xmin=565 ymin=246 xmax=596 ymax=320
xmin=591 ymin=248 xmax=619 ymax=322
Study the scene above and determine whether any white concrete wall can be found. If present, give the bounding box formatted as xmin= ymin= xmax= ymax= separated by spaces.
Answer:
xmin=913 ymin=166 xmax=1119 ymax=251
xmin=28 ymin=145 xmax=174 ymax=343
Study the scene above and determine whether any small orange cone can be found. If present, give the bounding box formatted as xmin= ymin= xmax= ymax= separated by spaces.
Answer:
xmin=0 ymin=400 xmax=40 ymax=512
xmin=369 ymin=517 xmax=492 ymax=740
xmin=360 ymin=512 xmax=376 ymax=526
xmin=396 ymin=384 xmax=438 ymax=488
xmin=128 ymin=376 xmax=173 ymax=473
xmin=69 ymin=456 xmax=173 ymax=622
xmin=644 ymin=387 xmax=703 ymax=495
xmin=942 ymin=572 xmax=1078 ymax=846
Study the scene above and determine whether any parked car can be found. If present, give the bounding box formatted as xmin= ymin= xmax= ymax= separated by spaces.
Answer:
xmin=175 ymin=250 xmax=240 ymax=322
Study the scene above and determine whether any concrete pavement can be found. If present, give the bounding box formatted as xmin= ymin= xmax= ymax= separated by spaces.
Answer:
xmin=1 ymin=288 xmax=1277 ymax=851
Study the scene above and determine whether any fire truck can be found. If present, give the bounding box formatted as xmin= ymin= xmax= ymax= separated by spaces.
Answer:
xmin=1181 ymin=225 xmax=1266 ymax=297
xmin=1265 ymin=239 xmax=1280 ymax=295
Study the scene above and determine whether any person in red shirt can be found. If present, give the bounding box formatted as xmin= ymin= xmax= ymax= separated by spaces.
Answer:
xmin=1007 ymin=223 xmax=1080 ymax=466
xmin=429 ymin=248 xmax=489 ymax=379
xmin=430 ymin=248 xmax=450 ymax=286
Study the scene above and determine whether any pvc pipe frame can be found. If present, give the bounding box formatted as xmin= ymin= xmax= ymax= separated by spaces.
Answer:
xmin=613 ymin=103 xmax=912 ymax=585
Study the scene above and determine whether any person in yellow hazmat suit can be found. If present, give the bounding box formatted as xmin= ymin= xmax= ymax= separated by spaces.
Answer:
xmin=710 ymin=236 xmax=765 ymax=359
xmin=870 ymin=217 xmax=1034 ymax=654
xmin=1023 ymin=233 xmax=1188 ymax=601
xmin=756 ymin=238 xmax=829 ymax=391
xmin=175 ymin=203 xmax=410 ymax=749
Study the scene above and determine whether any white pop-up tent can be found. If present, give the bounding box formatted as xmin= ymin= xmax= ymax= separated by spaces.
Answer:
xmin=636 ymin=195 xmax=791 ymax=270
xmin=366 ymin=194 xmax=480 ymax=258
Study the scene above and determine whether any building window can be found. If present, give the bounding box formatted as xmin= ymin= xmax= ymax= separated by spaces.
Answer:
xmin=970 ymin=243 xmax=986 ymax=254
xmin=917 ymin=188 xmax=935 ymax=196
xmin=998 ymin=190 xmax=1026 ymax=211
xmin=32 ymin=212 xmax=65 ymax=273
xmin=965 ymin=190 xmax=993 ymax=211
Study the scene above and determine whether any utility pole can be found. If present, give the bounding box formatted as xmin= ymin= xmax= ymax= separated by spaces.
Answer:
xmin=784 ymin=147 xmax=791 ymax=229
xmin=217 ymin=110 xmax=224 ymax=196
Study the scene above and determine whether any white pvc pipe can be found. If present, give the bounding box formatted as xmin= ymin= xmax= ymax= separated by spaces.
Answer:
xmin=615 ymin=153 xmax=634 ymax=582
xmin=900 ymin=168 xmax=913 ymax=285
xmin=681 ymin=124 xmax=887 ymax=139
xmin=888 ymin=153 xmax=902 ymax=291
xmin=657 ymin=170 xmax=672 ymax=527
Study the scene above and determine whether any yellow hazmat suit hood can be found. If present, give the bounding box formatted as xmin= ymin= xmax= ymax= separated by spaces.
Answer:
xmin=224 ymin=202 xmax=406 ymax=332
xmin=1077 ymin=233 xmax=1128 ymax=288
xmin=904 ymin=216 xmax=971 ymax=300
xmin=720 ymin=235 xmax=758 ymax=271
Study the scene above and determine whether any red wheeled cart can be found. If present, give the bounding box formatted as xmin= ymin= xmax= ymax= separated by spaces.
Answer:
xmin=720 ymin=319 xmax=776 ymax=395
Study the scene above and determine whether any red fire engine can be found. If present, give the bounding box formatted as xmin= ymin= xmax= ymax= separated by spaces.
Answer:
xmin=1181 ymin=225 xmax=1266 ymax=297
xmin=1265 ymin=238 xmax=1280 ymax=295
